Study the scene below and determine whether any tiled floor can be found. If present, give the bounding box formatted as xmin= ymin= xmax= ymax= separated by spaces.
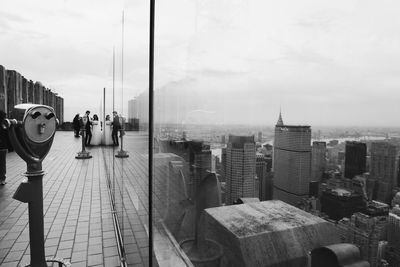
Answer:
xmin=111 ymin=133 xmax=189 ymax=267
xmin=0 ymin=131 xmax=191 ymax=267
xmin=0 ymin=131 xmax=147 ymax=266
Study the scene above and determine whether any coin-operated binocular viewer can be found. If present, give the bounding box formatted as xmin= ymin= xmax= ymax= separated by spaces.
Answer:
xmin=115 ymin=115 xmax=129 ymax=158
xmin=2 ymin=104 xmax=68 ymax=267
xmin=75 ymin=114 xmax=92 ymax=159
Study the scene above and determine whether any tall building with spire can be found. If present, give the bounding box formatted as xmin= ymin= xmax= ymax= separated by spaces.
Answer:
xmin=276 ymin=110 xmax=284 ymax=126
xmin=273 ymin=112 xmax=312 ymax=206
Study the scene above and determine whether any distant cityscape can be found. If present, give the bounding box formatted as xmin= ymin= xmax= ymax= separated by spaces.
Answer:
xmin=148 ymin=105 xmax=400 ymax=266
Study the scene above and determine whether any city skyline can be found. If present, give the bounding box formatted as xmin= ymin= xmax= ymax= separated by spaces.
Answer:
xmin=2 ymin=1 xmax=400 ymax=126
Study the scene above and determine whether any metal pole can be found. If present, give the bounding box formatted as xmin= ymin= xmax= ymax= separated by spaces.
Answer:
xmin=121 ymin=133 xmax=124 ymax=151
xmin=115 ymin=12 xmax=128 ymax=159
xmin=13 ymin=165 xmax=48 ymax=267
xmin=82 ymin=127 xmax=86 ymax=153
xmin=121 ymin=11 xmax=124 ymax=117
xmin=115 ymin=125 xmax=128 ymax=158
xmin=103 ymin=87 xmax=106 ymax=126
xmin=149 ymin=0 xmax=155 ymax=265
xmin=76 ymin=123 xmax=91 ymax=159
xmin=26 ymin=168 xmax=47 ymax=267
xmin=113 ymin=47 xmax=115 ymax=114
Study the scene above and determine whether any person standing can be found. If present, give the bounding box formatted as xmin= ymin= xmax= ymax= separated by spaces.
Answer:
xmin=0 ymin=110 xmax=9 ymax=185
xmin=84 ymin=110 xmax=92 ymax=146
xmin=73 ymin=114 xmax=80 ymax=137
xmin=102 ymin=115 xmax=112 ymax=145
xmin=91 ymin=114 xmax=102 ymax=146
xmin=112 ymin=111 xmax=121 ymax=146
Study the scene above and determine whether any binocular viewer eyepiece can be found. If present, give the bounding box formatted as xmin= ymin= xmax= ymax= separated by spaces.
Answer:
xmin=3 ymin=104 xmax=58 ymax=165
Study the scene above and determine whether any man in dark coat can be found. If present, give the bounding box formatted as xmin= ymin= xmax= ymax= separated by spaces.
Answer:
xmin=84 ymin=110 xmax=92 ymax=146
xmin=73 ymin=114 xmax=81 ymax=137
xmin=112 ymin=111 xmax=120 ymax=146
xmin=0 ymin=110 xmax=8 ymax=185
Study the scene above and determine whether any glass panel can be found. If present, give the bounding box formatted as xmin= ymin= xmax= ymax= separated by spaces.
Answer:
xmin=98 ymin=5 xmax=151 ymax=266
xmin=152 ymin=1 xmax=235 ymax=265
xmin=0 ymin=2 xmax=152 ymax=267
xmin=110 ymin=5 xmax=151 ymax=266
xmin=152 ymin=1 xmax=399 ymax=267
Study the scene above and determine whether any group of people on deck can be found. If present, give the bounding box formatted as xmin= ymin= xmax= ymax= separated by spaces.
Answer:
xmin=72 ymin=110 xmax=122 ymax=146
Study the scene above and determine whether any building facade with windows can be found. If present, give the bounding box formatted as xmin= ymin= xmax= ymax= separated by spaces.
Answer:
xmin=370 ymin=142 xmax=398 ymax=203
xmin=344 ymin=141 xmax=367 ymax=179
xmin=226 ymin=135 xmax=256 ymax=205
xmin=311 ymin=141 xmax=326 ymax=182
xmin=273 ymin=112 xmax=312 ymax=206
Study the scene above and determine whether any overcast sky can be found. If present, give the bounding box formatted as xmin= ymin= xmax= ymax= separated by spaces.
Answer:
xmin=1 ymin=0 xmax=400 ymax=126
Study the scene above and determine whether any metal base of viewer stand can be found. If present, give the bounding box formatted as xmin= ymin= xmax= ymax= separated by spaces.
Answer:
xmin=75 ymin=151 xmax=92 ymax=159
xmin=22 ymin=257 xmax=71 ymax=267
xmin=115 ymin=129 xmax=129 ymax=158
xmin=76 ymin=128 xmax=92 ymax=159
xmin=115 ymin=150 xmax=129 ymax=158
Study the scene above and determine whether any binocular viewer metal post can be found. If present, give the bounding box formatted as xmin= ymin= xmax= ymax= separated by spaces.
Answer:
xmin=115 ymin=115 xmax=129 ymax=158
xmin=3 ymin=104 xmax=63 ymax=267
xmin=75 ymin=114 xmax=92 ymax=159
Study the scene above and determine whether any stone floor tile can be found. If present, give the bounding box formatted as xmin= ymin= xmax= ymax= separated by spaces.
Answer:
xmin=71 ymin=250 xmax=87 ymax=263
xmin=88 ymin=245 xmax=102 ymax=255
xmin=3 ymin=250 xmax=24 ymax=263
xmin=104 ymin=255 xmax=120 ymax=266
xmin=88 ymin=253 xmax=103 ymax=266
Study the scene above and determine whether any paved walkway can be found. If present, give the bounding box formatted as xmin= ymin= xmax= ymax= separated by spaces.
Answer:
xmin=0 ymin=131 xmax=149 ymax=267
xmin=0 ymin=131 xmax=192 ymax=267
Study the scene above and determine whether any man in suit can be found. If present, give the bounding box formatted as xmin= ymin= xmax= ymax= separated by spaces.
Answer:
xmin=84 ymin=110 xmax=92 ymax=146
xmin=112 ymin=111 xmax=121 ymax=146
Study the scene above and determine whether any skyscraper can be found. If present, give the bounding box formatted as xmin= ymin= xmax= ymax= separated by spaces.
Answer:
xmin=226 ymin=135 xmax=256 ymax=205
xmin=221 ymin=147 xmax=227 ymax=182
xmin=128 ymin=97 xmax=138 ymax=121
xmin=320 ymin=188 xmax=365 ymax=221
xmin=221 ymin=135 xmax=226 ymax=144
xmin=387 ymin=206 xmax=400 ymax=266
xmin=257 ymin=131 xmax=262 ymax=143
xmin=344 ymin=141 xmax=367 ymax=179
xmin=370 ymin=142 xmax=397 ymax=203
xmin=346 ymin=210 xmax=388 ymax=267
xmin=128 ymin=97 xmax=140 ymax=130
xmin=273 ymin=112 xmax=312 ymax=206
xmin=256 ymin=153 xmax=267 ymax=200
xmin=311 ymin=141 xmax=326 ymax=182
xmin=189 ymin=141 xmax=212 ymax=199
